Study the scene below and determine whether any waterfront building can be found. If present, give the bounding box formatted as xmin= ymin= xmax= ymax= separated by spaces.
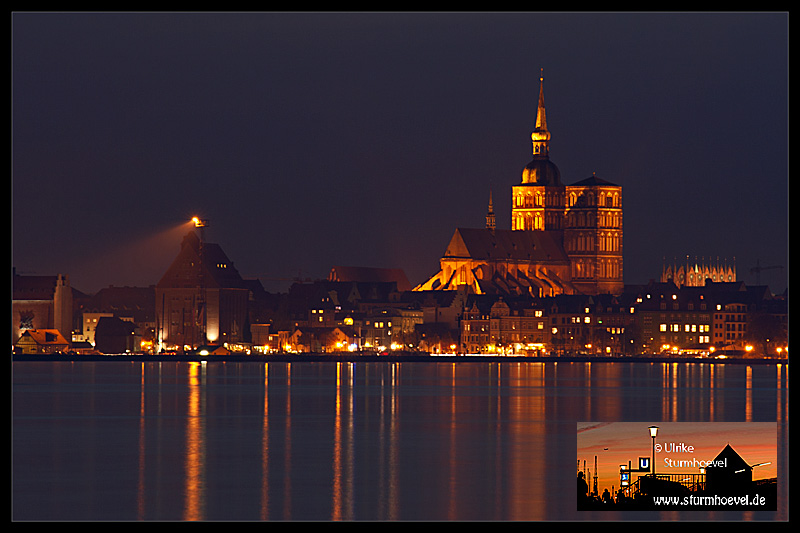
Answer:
xmin=155 ymin=230 xmax=251 ymax=352
xmin=94 ymin=316 xmax=137 ymax=354
xmin=11 ymin=270 xmax=74 ymax=346
xmin=14 ymin=329 xmax=70 ymax=354
xmin=288 ymin=325 xmax=358 ymax=353
xmin=78 ymin=285 xmax=156 ymax=350
xmin=415 ymin=71 xmax=623 ymax=297
xmin=631 ymin=282 xmax=714 ymax=354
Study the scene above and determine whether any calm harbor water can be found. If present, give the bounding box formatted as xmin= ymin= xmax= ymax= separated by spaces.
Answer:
xmin=12 ymin=359 xmax=788 ymax=521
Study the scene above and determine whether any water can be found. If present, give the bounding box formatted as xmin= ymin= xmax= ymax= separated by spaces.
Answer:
xmin=12 ymin=360 xmax=788 ymax=521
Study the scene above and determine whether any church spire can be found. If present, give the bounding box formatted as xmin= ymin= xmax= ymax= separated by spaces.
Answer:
xmin=486 ymin=189 xmax=496 ymax=232
xmin=531 ymin=69 xmax=551 ymax=158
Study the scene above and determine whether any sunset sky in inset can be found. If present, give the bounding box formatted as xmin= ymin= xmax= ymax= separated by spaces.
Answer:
xmin=576 ymin=421 xmax=778 ymax=496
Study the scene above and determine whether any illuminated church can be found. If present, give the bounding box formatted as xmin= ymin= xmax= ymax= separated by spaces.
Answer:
xmin=414 ymin=71 xmax=624 ymax=297
xmin=661 ymin=256 xmax=736 ymax=288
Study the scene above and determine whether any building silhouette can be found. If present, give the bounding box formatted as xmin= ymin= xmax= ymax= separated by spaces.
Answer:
xmin=415 ymin=71 xmax=623 ymax=297
xmin=705 ymin=443 xmax=753 ymax=495
xmin=155 ymin=230 xmax=251 ymax=352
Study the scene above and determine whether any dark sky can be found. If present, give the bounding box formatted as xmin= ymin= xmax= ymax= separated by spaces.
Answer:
xmin=12 ymin=12 xmax=789 ymax=295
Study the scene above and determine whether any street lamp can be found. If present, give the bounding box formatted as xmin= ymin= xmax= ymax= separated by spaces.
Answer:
xmin=190 ymin=216 xmax=209 ymax=348
xmin=649 ymin=426 xmax=659 ymax=476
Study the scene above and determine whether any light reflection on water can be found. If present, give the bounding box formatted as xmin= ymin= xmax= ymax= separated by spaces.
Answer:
xmin=12 ymin=360 xmax=788 ymax=521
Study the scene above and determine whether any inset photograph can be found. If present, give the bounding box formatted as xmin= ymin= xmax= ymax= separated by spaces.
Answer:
xmin=576 ymin=422 xmax=777 ymax=511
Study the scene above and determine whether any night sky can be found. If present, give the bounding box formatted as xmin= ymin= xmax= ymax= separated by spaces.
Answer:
xmin=12 ymin=12 xmax=789 ymax=295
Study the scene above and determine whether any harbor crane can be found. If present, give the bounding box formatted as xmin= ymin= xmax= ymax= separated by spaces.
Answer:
xmin=750 ymin=260 xmax=784 ymax=285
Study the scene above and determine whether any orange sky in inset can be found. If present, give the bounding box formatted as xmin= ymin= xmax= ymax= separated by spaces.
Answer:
xmin=576 ymin=422 xmax=778 ymax=496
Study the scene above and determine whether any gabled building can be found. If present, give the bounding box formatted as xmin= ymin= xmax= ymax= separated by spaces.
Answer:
xmin=155 ymin=230 xmax=251 ymax=352
xmin=14 ymin=329 xmax=70 ymax=354
xmin=414 ymin=227 xmax=574 ymax=297
xmin=705 ymin=444 xmax=753 ymax=495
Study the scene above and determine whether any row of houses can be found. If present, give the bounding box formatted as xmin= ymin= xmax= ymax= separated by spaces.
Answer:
xmin=472 ymin=281 xmax=788 ymax=357
xmin=12 ymin=268 xmax=788 ymax=358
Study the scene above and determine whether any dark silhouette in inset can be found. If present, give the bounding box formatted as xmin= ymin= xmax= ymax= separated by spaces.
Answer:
xmin=577 ymin=471 xmax=589 ymax=507
xmin=578 ymin=443 xmax=777 ymax=511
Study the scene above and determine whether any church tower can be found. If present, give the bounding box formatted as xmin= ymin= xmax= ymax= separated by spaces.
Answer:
xmin=512 ymin=70 xmax=566 ymax=232
xmin=512 ymin=69 xmax=624 ymax=295
xmin=564 ymin=173 xmax=624 ymax=295
xmin=486 ymin=190 xmax=496 ymax=232
xmin=414 ymin=68 xmax=623 ymax=297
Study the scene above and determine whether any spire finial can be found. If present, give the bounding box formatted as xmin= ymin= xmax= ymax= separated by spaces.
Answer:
xmin=531 ymin=68 xmax=550 ymax=157
xmin=486 ymin=188 xmax=496 ymax=232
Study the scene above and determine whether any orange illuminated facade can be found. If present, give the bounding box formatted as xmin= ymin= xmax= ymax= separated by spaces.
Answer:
xmin=416 ymin=71 xmax=623 ymax=296
xmin=661 ymin=256 xmax=736 ymax=288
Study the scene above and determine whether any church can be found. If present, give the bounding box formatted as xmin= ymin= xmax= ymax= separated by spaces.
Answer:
xmin=414 ymin=71 xmax=624 ymax=297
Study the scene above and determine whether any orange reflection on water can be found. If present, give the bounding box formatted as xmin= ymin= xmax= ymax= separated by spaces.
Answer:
xmin=137 ymin=363 xmax=146 ymax=520
xmin=331 ymin=362 xmax=355 ymax=520
xmin=260 ymin=363 xmax=270 ymax=520
xmin=183 ymin=362 xmax=205 ymax=521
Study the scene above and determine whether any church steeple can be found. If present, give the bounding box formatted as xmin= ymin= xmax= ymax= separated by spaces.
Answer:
xmin=531 ymin=69 xmax=551 ymax=158
xmin=486 ymin=189 xmax=496 ymax=232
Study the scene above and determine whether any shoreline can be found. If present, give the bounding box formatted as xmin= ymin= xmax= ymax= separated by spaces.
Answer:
xmin=11 ymin=353 xmax=788 ymax=365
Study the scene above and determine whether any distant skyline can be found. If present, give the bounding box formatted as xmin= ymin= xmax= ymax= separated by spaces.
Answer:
xmin=12 ymin=12 xmax=788 ymax=294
